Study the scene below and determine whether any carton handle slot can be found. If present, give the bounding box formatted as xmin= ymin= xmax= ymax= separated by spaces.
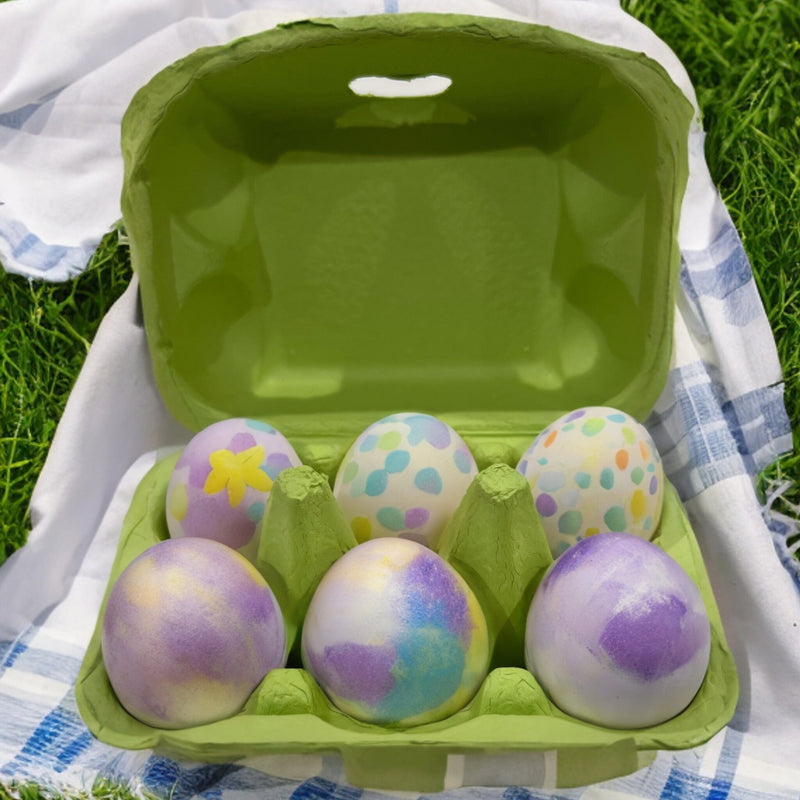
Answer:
xmin=348 ymin=74 xmax=452 ymax=98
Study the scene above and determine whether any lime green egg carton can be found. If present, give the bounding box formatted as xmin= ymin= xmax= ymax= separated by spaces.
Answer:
xmin=76 ymin=13 xmax=738 ymax=792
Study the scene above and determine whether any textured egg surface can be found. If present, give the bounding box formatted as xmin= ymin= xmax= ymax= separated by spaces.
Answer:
xmin=301 ymin=538 xmax=489 ymax=726
xmin=102 ymin=537 xmax=286 ymax=729
xmin=517 ymin=406 xmax=664 ymax=556
xmin=166 ymin=417 xmax=301 ymax=563
xmin=333 ymin=412 xmax=478 ymax=548
xmin=525 ymin=532 xmax=711 ymax=729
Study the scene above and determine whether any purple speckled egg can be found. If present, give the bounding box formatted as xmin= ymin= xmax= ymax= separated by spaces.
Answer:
xmin=525 ymin=532 xmax=710 ymax=729
xmin=516 ymin=406 xmax=664 ymax=558
xmin=102 ymin=537 xmax=286 ymax=729
xmin=301 ymin=538 xmax=489 ymax=726
xmin=166 ymin=418 xmax=302 ymax=563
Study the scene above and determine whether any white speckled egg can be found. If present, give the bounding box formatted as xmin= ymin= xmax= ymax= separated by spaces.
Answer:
xmin=333 ymin=413 xmax=478 ymax=549
xmin=517 ymin=406 xmax=663 ymax=557
xmin=166 ymin=418 xmax=302 ymax=564
xmin=525 ymin=532 xmax=711 ymax=729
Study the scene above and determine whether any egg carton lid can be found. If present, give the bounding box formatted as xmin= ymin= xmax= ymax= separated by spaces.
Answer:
xmin=121 ymin=13 xmax=693 ymax=471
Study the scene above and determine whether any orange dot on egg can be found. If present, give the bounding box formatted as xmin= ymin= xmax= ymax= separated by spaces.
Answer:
xmin=544 ymin=430 xmax=558 ymax=448
xmin=615 ymin=449 xmax=629 ymax=470
xmin=640 ymin=440 xmax=649 ymax=460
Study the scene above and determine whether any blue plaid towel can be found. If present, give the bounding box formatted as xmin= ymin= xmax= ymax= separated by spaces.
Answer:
xmin=1 ymin=0 xmax=797 ymax=798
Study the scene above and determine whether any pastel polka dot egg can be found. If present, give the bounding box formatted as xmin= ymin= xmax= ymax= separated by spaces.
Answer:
xmin=517 ymin=406 xmax=663 ymax=557
xmin=333 ymin=412 xmax=478 ymax=549
xmin=102 ymin=537 xmax=287 ymax=729
xmin=301 ymin=537 xmax=490 ymax=726
xmin=525 ymin=532 xmax=711 ymax=729
xmin=166 ymin=418 xmax=302 ymax=563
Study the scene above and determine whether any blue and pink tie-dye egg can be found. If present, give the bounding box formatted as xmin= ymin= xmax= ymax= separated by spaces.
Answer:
xmin=102 ymin=537 xmax=287 ymax=729
xmin=525 ymin=532 xmax=711 ymax=729
xmin=333 ymin=413 xmax=478 ymax=549
xmin=301 ymin=538 xmax=489 ymax=726
xmin=166 ymin=418 xmax=302 ymax=563
xmin=517 ymin=406 xmax=664 ymax=557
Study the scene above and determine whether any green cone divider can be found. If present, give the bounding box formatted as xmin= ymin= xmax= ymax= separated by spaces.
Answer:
xmin=244 ymin=668 xmax=332 ymax=717
xmin=439 ymin=464 xmax=553 ymax=669
xmin=257 ymin=465 xmax=357 ymax=659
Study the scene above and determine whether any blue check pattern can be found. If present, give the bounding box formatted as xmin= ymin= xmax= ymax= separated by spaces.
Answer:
xmin=0 ymin=214 xmax=99 ymax=281
xmin=1 ymin=656 xmax=798 ymax=800
xmin=648 ymin=220 xmax=792 ymax=495
xmin=646 ymin=361 xmax=790 ymax=500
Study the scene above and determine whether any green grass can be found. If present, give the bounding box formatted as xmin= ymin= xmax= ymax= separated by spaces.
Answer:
xmin=0 ymin=232 xmax=132 ymax=563
xmin=0 ymin=0 xmax=798 ymax=797
xmin=0 ymin=779 xmax=159 ymax=800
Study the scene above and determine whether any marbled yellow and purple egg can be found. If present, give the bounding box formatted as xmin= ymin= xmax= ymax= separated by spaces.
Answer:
xmin=102 ymin=537 xmax=287 ymax=729
xmin=166 ymin=418 xmax=301 ymax=563
xmin=333 ymin=413 xmax=478 ymax=549
xmin=301 ymin=538 xmax=489 ymax=726
xmin=517 ymin=406 xmax=663 ymax=557
xmin=525 ymin=532 xmax=711 ymax=729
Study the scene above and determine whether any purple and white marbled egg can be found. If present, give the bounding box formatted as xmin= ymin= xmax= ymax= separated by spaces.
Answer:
xmin=525 ymin=532 xmax=710 ymax=729
xmin=301 ymin=538 xmax=490 ymax=726
xmin=102 ymin=537 xmax=286 ymax=729
xmin=166 ymin=418 xmax=302 ymax=563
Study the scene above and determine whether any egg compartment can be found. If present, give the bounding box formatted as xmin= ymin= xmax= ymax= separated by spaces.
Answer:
xmin=76 ymin=11 xmax=739 ymax=790
xmin=76 ymin=451 xmax=738 ymax=791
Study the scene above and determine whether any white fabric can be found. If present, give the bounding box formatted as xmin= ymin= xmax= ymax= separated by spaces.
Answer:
xmin=683 ymin=478 xmax=800 ymax=768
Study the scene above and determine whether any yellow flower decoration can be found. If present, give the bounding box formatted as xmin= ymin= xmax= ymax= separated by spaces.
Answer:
xmin=203 ymin=445 xmax=273 ymax=507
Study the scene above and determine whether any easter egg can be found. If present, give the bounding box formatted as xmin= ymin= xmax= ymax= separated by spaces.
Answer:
xmin=333 ymin=412 xmax=478 ymax=549
xmin=517 ymin=406 xmax=663 ymax=557
xmin=166 ymin=418 xmax=301 ymax=563
xmin=525 ymin=532 xmax=711 ymax=729
xmin=301 ymin=538 xmax=490 ymax=726
xmin=102 ymin=537 xmax=287 ymax=729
